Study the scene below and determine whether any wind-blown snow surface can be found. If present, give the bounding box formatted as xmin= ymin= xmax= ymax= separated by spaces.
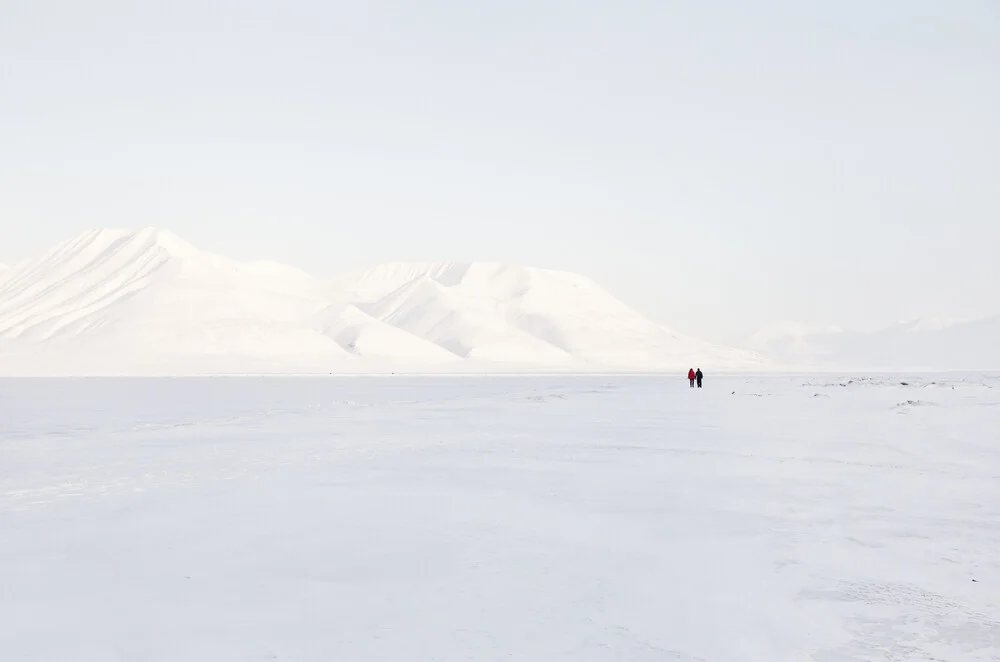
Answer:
xmin=1 ymin=375 xmax=998 ymax=660
xmin=0 ymin=228 xmax=759 ymax=374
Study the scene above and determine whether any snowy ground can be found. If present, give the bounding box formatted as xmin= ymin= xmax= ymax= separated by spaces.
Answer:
xmin=1 ymin=374 xmax=998 ymax=661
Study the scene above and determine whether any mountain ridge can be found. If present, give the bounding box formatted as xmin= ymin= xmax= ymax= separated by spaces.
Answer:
xmin=0 ymin=227 xmax=762 ymax=375
xmin=748 ymin=316 xmax=1000 ymax=370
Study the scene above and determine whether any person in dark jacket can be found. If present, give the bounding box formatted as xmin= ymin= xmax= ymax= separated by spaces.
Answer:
xmin=695 ymin=368 xmax=703 ymax=388
xmin=688 ymin=368 xmax=696 ymax=387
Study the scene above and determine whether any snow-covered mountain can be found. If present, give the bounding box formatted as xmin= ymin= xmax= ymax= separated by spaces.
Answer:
xmin=0 ymin=228 xmax=762 ymax=375
xmin=748 ymin=317 xmax=1000 ymax=371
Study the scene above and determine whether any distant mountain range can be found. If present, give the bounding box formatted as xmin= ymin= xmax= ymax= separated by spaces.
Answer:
xmin=3 ymin=228 xmax=995 ymax=375
xmin=747 ymin=317 xmax=1000 ymax=371
xmin=0 ymin=228 xmax=762 ymax=375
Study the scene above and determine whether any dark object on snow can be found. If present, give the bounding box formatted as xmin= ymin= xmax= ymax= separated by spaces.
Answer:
xmin=695 ymin=368 xmax=703 ymax=388
xmin=901 ymin=381 xmax=909 ymax=386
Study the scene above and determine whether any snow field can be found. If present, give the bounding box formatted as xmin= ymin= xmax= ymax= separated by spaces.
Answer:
xmin=0 ymin=374 xmax=998 ymax=660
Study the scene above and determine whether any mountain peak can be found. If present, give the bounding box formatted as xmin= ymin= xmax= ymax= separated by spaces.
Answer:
xmin=91 ymin=226 xmax=200 ymax=259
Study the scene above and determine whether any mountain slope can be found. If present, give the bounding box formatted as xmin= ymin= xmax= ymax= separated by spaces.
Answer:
xmin=0 ymin=228 xmax=764 ymax=374
xmin=341 ymin=261 xmax=761 ymax=369
xmin=0 ymin=229 xmax=348 ymax=369
xmin=836 ymin=317 xmax=1000 ymax=370
xmin=316 ymin=303 xmax=461 ymax=363
xmin=359 ymin=274 xmax=575 ymax=364
xmin=0 ymin=229 xmax=182 ymax=342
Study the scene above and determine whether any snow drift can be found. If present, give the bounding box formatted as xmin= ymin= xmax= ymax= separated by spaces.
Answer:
xmin=0 ymin=228 xmax=761 ymax=375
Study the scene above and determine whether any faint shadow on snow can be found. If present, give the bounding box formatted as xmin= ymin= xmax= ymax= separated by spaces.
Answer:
xmin=802 ymin=581 xmax=1000 ymax=660
xmin=894 ymin=399 xmax=940 ymax=412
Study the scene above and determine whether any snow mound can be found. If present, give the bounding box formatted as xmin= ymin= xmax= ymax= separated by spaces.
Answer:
xmin=0 ymin=229 xmax=763 ymax=374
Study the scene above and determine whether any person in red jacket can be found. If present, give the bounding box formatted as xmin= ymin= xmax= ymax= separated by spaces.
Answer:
xmin=688 ymin=368 xmax=696 ymax=387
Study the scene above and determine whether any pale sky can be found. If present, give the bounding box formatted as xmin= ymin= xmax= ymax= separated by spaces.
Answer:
xmin=2 ymin=0 xmax=997 ymax=344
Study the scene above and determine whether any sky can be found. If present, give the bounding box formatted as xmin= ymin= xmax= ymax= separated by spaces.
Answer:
xmin=1 ymin=0 xmax=998 ymax=344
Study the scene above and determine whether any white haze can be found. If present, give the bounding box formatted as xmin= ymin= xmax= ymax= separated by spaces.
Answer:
xmin=2 ymin=1 xmax=998 ymax=344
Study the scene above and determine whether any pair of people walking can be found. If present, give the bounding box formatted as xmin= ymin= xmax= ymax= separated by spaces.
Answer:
xmin=687 ymin=368 xmax=703 ymax=388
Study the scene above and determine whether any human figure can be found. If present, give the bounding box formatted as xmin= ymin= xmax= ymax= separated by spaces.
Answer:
xmin=696 ymin=368 xmax=703 ymax=388
xmin=688 ymin=368 xmax=696 ymax=387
